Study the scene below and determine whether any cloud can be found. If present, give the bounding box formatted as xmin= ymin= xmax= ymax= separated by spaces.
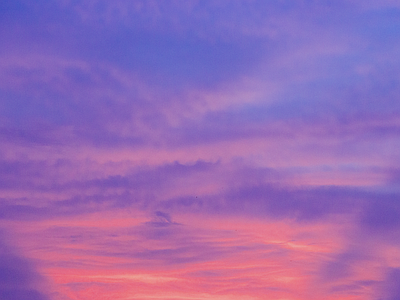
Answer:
xmin=360 ymin=196 xmax=400 ymax=234
xmin=0 ymin=1 xmax=400 ymax=299
xmin=0 ymin=0 xmax=399 ymax=154
xmin=0 ymin=234 xmax=51 ymax=300
xmin=383 ymin=268 xmax=400 ymax=300
xmin=0 ymin=156 xmax=398 ymax=226
xmin=375 ymin=268 xmax=400 ymax=300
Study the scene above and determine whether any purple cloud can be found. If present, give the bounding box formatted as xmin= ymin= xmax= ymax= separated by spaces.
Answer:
xmin=0 ymin=234 xmax=50 ymax=300
xmin=379 ymin=268 xmax=400 ymax=300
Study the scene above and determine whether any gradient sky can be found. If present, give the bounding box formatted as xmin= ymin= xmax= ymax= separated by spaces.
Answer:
xmin=1 ymin=1 xmax=400 ymax=299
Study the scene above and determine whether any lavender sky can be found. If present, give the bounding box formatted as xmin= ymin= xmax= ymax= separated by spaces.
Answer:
xmin=1 ymin=1 xmax=400 ymax=299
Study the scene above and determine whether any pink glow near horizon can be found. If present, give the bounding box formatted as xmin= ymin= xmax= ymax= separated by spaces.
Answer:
xmin=2 ymin=208 xmax=394 ymax=299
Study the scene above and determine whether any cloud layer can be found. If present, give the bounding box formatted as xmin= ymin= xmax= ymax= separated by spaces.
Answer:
xmin=1 ymin=1 xmax=400 ymax=299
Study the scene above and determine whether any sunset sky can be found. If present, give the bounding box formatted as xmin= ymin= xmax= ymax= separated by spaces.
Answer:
xmin=1 ymin=1 xmax=400 ymax=299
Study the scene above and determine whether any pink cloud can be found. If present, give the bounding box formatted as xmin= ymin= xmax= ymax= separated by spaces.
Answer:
xmin=3 ymin=207 xmax=394 ymax=300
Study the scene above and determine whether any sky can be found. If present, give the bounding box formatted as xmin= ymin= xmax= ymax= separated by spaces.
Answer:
xmin=1 ymin=0 xmax=400 ymax=299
